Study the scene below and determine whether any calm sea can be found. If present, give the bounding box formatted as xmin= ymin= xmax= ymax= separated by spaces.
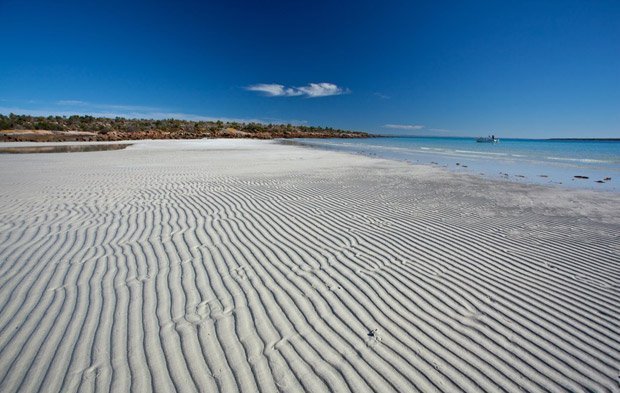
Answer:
xmin=291 ymin=137 xmax=620 ymax=191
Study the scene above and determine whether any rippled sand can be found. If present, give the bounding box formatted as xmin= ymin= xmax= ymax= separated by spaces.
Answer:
xmin=0 ymin=139 xmax=618 ymax=392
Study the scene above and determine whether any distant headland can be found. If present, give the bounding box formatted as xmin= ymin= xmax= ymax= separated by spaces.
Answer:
xmin=0 ymin=113 xmax=372 ymax=142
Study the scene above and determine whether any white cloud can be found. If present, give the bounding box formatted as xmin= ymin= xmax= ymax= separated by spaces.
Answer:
xmin=383 ymin=124 xmax=425 ymax=130
xmin=246 ymin=82 xmax=347 ymax=98
xmin=245 ymin=84 xmax=302 ymax=97
xmin=297 ymin=83 xmax=347 ymax=97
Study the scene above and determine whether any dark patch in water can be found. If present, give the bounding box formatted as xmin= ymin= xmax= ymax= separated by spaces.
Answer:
xmin=0 ymin=143 xmax=131 ymax=154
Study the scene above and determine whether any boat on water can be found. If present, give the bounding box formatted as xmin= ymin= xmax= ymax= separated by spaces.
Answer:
xmin=476 ymin=134 xmax=499 ymax=143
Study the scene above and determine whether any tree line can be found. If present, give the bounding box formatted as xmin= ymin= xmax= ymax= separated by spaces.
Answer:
xmin=0 ymin=113 xmax=370 ymax=140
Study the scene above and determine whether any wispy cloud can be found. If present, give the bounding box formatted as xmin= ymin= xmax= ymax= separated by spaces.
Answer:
xmin=374 ymin=92 xmax=390 ymax=99
xmin=383 ymin=124 xmax=425 ymax=130
xmin=56 ymin=100 xmax=88 ymax=106
xmin=56 ymin=100 xmax=158 ymax=112
xmin=246 ymin=82 xmax=348 ymax=98
xmin=0 ymin=105 xmax=305 ymax=125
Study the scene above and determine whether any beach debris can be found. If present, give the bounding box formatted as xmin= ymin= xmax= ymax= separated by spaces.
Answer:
xmin=462 ymin=165 xmax=468 ymax=168
xmin=456 ymin=163 xmax=460 ymax=166
xmin=430 ymin=161 xmax=438 ymax=165
xmin=365 ymin=328 xmax=382 ymax=347
xmin=604 ymin=177 xmax=612 ymax=181
xmin=595 ymin=180 xmax=605 ymax=183
xmin=574 ymin=175 xmax=589 ymax=179
xmin=539 ymin=175 xmax=548 ymax=178
xmin=516 ymin=175 xmax=525 ymax=178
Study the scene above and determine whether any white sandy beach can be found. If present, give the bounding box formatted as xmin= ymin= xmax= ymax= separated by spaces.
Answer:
xmin=0 ymin=139 xmax=619 ymax=392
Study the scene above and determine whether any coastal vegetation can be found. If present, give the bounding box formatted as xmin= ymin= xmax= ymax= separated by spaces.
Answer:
xmin=0 ymin=113 xmax=371 ymax=142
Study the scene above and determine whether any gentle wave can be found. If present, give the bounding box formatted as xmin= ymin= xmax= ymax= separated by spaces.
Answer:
xmin=546 ymin=156 xmax=612 ymax=164
xmin=454 ymin=149 xmax=509 ymax=156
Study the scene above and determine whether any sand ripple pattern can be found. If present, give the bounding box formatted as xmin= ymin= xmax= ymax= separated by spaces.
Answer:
xmin=0 ymin=141 xmax=619 ymax=392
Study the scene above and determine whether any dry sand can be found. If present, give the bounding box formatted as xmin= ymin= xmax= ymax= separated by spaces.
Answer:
xmin=0 ymin=139 xmax=619 ymax=392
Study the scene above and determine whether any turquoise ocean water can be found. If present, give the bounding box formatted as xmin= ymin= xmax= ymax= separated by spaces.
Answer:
xmin=292 ymin=137 xmax=620 ymax=191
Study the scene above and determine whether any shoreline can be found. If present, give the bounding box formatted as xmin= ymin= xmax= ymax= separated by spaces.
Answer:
xmin=2 ymin=138 xmax=617 ymax=195
xmin=287 ymin=138 xmax=619 ymax=193
xmin=0 ymin=139 xmax=618 ymax=392
xmin=3 ymin=136 xmax=616 ymax=192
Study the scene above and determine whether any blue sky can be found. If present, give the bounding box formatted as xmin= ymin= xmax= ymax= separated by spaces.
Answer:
xmin=1 ymin=0 xmax=618 ymax=137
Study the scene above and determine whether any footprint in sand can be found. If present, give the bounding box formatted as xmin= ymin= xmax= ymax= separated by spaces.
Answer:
xmin=231 ymin=265 xmax=253 ymax=281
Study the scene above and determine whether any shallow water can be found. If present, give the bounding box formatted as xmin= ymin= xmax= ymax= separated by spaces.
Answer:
xmin=290 ymin=137 xmax=620 ymax=191
xmin=0 ymin=143 xmax=131 ymax=154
